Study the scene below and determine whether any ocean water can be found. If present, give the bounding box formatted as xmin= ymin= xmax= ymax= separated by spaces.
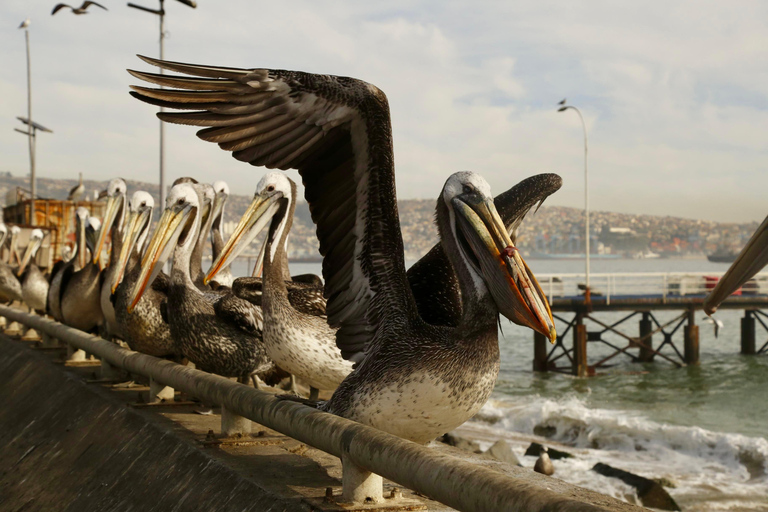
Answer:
xmin=227 ymin=257 xmax=768 ymax=510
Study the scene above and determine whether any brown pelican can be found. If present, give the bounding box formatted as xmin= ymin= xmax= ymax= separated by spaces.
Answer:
xmin=0 ymin=226 xmax=23 ymax=304
xmin=61 ymin=211 xmax=103 ymax=333
xmin=208 ymin=173 xmax=351 ymax=397
xmin=130 ymin=58 xmax=556 ymax=443
xmin=47 ymin=210 xmax=90 ymax=321
xmin=18 ymin=229 xmax=49 ymax=313
xmin=128 ymin=183 xmax=272 ymax=379
xmin=52 ymin=1 xmax=107 ymax=15
xmin=94 ymin=178 xmax=128 ymax=338
xmin=705 ymin=215 xmax=768 ymax=314
xmin=209 ymin=180 xmax=233 ymax=289
xmin=111 ymin=191 xmax=176 ymax=357
xmin=171 ymin=178 xmax=216 ymax=290
xmin=67 ymin=172 xmax=86 ymax=201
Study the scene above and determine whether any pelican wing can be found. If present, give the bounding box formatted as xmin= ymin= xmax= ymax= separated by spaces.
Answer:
xmin=213 ymin=293 xmax=263 ymax=335
xmin=131 ymin=57 xmax=418 ymax=361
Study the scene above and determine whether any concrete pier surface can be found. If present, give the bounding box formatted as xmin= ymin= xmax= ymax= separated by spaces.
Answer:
xmin=0 ymin=333 xmax=644 ymax=511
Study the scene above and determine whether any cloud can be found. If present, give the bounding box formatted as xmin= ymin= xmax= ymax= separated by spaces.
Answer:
xmin=0 ymin=0 xmax=766 ymax=222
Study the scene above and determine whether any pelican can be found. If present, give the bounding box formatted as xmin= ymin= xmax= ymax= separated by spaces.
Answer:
xmin=209 ymin=180 xmax=233 ymax=289
xmin=128 ymin=183 xmax=272 ymax=379
xmin=61 ymin=211 xmax=103 ymax=333
xmin=0 ymin=226 xmax=23 ymax=304
xmin=111 ymin=191 xmax=176 ymax=357
xmin=52 ymin=1 xmax=107 ymax=15
xmin=94 ymin=178 xmax=128 ymax=339
xmin=172 ymin=178 xmax=216 ymax=290
xmin=18 ymin=229 xmax=49 ymax=313
xmin=67 ymin=172 xmax=86 ymax=201
xmin=705 ymin=215 xmax=768 ymax=315
xmin=46 ymin=210 xmax=91 ymax=322
xmin=130 ymin=58 xmax=556 ymax=443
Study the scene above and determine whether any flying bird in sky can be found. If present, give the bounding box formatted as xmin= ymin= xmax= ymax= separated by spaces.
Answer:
xmin=51 ymin=1 xmax=107 ymax=15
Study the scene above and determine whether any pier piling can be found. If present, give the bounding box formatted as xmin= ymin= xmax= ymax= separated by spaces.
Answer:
xmin=533 ymin=331 xmax=548 ymax=372
xmin=638 ymin=312 xmax=654 ymax=362
xmin=573 ymin=313 xmax=588 ymax=377
xmin=684 ymin=309 xmax=699 ymax=365
xmin=741 ymin=310 xmax=756 ymax=355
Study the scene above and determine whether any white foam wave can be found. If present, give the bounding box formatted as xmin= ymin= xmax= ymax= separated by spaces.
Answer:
xmin=468 ymin=396 xmax=768 ymax=509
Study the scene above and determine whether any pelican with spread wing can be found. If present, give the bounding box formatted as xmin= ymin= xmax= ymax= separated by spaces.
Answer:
xmin=130 ymin=57 xmax=556 ymax=443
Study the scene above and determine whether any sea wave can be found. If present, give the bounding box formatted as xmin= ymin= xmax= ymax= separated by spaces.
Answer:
xmin=466 ymin=395 xmax=768 ymax=509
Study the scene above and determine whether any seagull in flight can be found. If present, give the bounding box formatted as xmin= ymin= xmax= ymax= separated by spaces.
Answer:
xmin=52 ymin=1 xmax=107 ymax=15
xmin=702 ymin=316 xmax=724 ymax=338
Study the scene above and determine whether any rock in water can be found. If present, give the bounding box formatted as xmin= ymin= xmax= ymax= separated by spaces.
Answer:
xmin=592 ymin=463 xmax=680 ymax=511
xmin=525 ymin=441 xmax=573 ymax=460
xmin=534 ymin=447 xmax=554 ymax=476
xmin=481 ymin=440 xmax=522 ymax=466
xmin=440 ymin=432 xmax=482 ymax=454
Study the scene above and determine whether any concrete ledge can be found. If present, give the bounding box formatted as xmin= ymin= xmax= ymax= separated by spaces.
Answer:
xmin=0 ymin=336 xmax=302 ymax=512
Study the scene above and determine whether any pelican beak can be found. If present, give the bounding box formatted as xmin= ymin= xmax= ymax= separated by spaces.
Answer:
xmin=128 ymin=203 xmax=195 ymax=312
xmin=204 ymin=192 xmax=280 ymax=285
xmin=94 ymin=194 xmax=122 ymax=265
xmin=705 ymin=215 xmax=768 ymax=315
xmin=111 ymin=207 xmax=151 ymax=294
xmin=453 ymin=195 xmax=556 ymax=342
xmin=17 ymin=238 xmax=40 ymax=276
xmin=251 ymin=240 xmax=266 ymax=278
xmin=211 ymin=190 xmax=227 ymax=227
xmin=77 ymin=220 xmax=88 ymax=270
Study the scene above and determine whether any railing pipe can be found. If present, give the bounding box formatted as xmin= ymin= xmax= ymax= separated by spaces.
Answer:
xmin=0 ymin=305 xmax=627 ymax=512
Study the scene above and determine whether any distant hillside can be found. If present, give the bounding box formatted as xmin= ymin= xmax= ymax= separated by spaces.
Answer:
xmin=0 ymin=173 xmax=759 ymax=260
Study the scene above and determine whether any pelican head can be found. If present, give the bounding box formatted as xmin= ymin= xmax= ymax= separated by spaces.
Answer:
xmin=93 ymin=178 xmax=127 ymax=265
xmin=211 ymin=180 xmax=229 ymax=227
xmin=128 ymin=183 xmax=199 ymax=312
xmin=705 ymin=215 xmax=768 ymax=315
xmin=17 ymin=229 xmax=44 ymax=276
xmin=441 ymin=171 xmax=556 ymax=342
xmin=205 ymin=172 xmax=291 ymax=284
xmin=111 ymin=191 xmax=154 ymax=294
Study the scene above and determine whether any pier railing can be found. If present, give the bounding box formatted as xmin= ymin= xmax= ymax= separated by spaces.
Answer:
xmin=538 ymin=271 xmax=768 ymax=304
xmin=0 ymin=305 xmax=641 ymax=512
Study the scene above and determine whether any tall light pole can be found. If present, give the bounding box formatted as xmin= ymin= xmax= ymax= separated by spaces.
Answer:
xmin=127 ymin=0 xmax=197 ymax=210
xmin=558 ymin=99 xmax=590 ymax=296
xmin=19 ymin=19 xmax=36 ymax=199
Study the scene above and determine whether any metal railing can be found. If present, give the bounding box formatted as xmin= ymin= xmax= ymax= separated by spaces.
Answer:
xmin=0 ymin=305 xmax=642 ymax=512
xmin=538 ymin=271 xmax=768 ymax=304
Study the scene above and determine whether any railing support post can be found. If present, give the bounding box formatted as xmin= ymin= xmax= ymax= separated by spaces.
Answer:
xmin=221 ymin=405 xmax=251 ymax=436
xmin=533 ymin=331 xmax=549 ymax=372
xmin=638 ymin=312 xmax=654 ymax=362
xmin=573 ymin=313 xmax=588 ymax=377
xmin=5 ymin=321 xmax=24 ymax=337
xmin=341 ymin=452 xmax=383 ymax=504
xmin=148 ymin=376 xmax=175 ymax=403
xmin=741 ymin=310 xmax=756 ymax=355
xmin=40 ymin=332 xmax=59 ymax=348
xmin=101 ymin=359 xmax=124 ymax=381
xmin=684 ymin=308 xmax=699 ymax=365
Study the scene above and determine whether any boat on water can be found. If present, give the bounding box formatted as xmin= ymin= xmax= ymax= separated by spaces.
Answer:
xmin=527 ymin=251 xmax=621 ymax=260
xmin=707 ymin=249 xmax=739 ymax=263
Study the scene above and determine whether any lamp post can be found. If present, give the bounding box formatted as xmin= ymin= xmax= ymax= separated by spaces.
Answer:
xmin=18 ymin=19 xmax=36 ymax=199
xmin=127 ymin=0 xmax=197 ymax=210
xmin=558 ymin=99 xmax=590 ymax=296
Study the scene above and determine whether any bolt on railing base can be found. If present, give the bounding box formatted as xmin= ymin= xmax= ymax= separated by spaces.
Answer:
xmin=221 ymin=405 xmax=251 ymax=436
xmin=342 ymin=453 xmax=383 ymax=504
xmin=149 ymin=376 xmax=175 ymax=402
xmin=67 ymin=343 xmax=87 ymax=362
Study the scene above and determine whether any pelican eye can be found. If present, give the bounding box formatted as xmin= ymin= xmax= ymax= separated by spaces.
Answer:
xmin=462 ymin=185 xmax=474 ymax=195
xmin=267 ymin=185 xmax=275 ymax=192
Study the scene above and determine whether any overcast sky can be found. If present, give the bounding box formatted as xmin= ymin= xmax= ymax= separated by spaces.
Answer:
xmin=1 ymin=1 xmax=766 ymax=222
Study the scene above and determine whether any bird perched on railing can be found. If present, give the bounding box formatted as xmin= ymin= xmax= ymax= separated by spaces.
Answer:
xmin=67 ymin=173 xmax=86 ymax=201
xmin=52 ymin=1 xmax=107 ymax=15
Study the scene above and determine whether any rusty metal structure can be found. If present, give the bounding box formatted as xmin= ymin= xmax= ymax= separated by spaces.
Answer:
xmin=2 ymin=187 xmax=106 ymax=269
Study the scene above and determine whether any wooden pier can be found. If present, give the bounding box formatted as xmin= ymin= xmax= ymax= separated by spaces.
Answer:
xmin=534 ymin=272 xmax=768 ymax=376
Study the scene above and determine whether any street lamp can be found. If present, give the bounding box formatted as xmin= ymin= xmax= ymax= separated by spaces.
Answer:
xmin=18 ymin=19 xmax=37 ymax=200
xmin=557 ymin=99 xmax=590 ymax=297
xmin=127 ymin=0 xmax=197 ymax=210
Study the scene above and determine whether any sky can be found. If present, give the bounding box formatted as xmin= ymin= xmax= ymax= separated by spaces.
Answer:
xmin=1 ymin=1 xmax=766 ymax=222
